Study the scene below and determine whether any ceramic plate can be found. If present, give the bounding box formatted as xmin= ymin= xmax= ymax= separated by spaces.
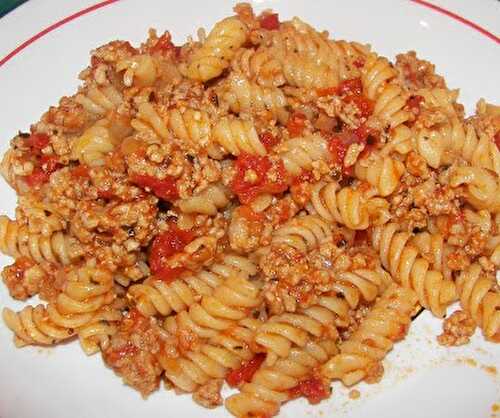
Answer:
xmin=0 ymin=1 xmax=499 ymax=417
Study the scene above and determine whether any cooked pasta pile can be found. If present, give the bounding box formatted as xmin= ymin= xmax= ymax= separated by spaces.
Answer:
xmin=1 ymin=3 xmax=500 ymax=416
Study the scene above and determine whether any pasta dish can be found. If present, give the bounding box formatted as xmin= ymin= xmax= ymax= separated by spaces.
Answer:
xmin=1 ymin=3 xmax=499 ymax=416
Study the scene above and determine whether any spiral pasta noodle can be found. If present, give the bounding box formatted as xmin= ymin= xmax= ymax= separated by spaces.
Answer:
xmin=75 ymin=85 xmax=123 ymax=116
xmin=116 ymin=54 xmax=158 ymax=87
xmin=354 ymin=153 xmax=405 ymax=196
xmin=221 ymin=73 xmax=289 ymax=123
xmin=256 ymin=268 xmax=390 ymax=365
xmin=185 ymin=16 xmax=248 ymax=82
xmin=177 ymin=183 xmax=231 ymax=215
xmin=270 ymin=215 xmax=332 ymax=253
xmin=225 ymin=339 xmax=338 ymax=417
xmin=448 ymin=166 xmax=500 ymax=212
xmin=128 ymin=254 xmax=256 ymax=317
xmin=231 ymin=47 xmax=285 ymax=87
xmin=131 ymin=102 xmax=169 ymax=140
xmin=167 ymin=107 xmax=212 ymax=150
xmin=213 ymin=116 xmax=266 ymax=156
xmin=72 ymin=121 xmax=118 ymax=166
xmin=0 ymin=215 xmax=81 ymax=266
xmin=410 ymin=231 xmax=453 ymax=280
xmin=2 ymin=266 xmax=120 ymax=354
xmin=159 ymin=317 xmax=262 ymax=393
xmin=280 ymin=53 xmax=338 ymax=90
xmin=163 ymin=274 xmax=261 ymax=339
xmin=371 ymin=223 xmax=457 ymax=317
xmin=272 ymin=18 xmax=368 ymax=81
xmin=362 ymin=53 xmax=410 ymax=128
xmin=321 ymin=285 xmax=418 ymax=386
xmin=278 ymin=134 xmax=330 ymax=176
xmin=455 ymin=263 xmax=499 ymax=342
xmin=307 ymin=181 xmax=390 ymax=230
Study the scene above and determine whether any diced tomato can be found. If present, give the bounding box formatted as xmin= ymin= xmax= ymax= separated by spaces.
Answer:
xmin=154 ymin=266 xmax=186 ymax=283
xmin=231 ymin=154 xmax=288 ymax=204
xmin=317 ymin=86 xmax=338 ymax=97
xmin=72 ymin=165 xmax=90 ymax=178
xmin=407 ymin=95 xmax=424 ymax=117
xmin=149 ymin=224 xmax=194 ymax=282
xmin=24 ymin=169 xmax=49 ymax=188
xmin=131 ymin=174 xmax=179 ymax=201
xmin=238 ymin=205 xmax=264 ymax=222
xmin=97 ymin=189 xmax=115 ymax=199
xmin=353 ymin=124 xmax=371 ymax=143
xmin=288 ymin=377 xmax=331 ymax=404
xmin=337 ymin=78 xmax=363 ymax=96
xmin=128 ymin=307 xmax=146 ymax=323
xmin=494 ymin=132 xmax=500 ymax=151
xmin=344 ymin=94 xmax=374 ymax=118
xmin=39 ymin=155 xmax=60 ymax=175
xmin=286 ymin=112 xmax=307 ymax=138
xmin=259 ymin=131 xmax=280 ymax=151
xmin=226 ymin=353 xmax=266 ymax=387
xmin=259 ymin=13 xmax=280 ymax=30
xmin=26 ymin=133 xmax=50 ymax=150
xmin=292 ymin=170 xmax=314 ymax=185
xmin=329 ymin=124 xmax=377 ymax=168
xmin=276 ymin=200 xmax=291 ymax=224
xmin=151 ymin=32 xmax=175 ymax=54
xmin=353 ymin=57 xmax=365 ymax=68
xmin=354 ymin=229 xmax=368 ymax=245
xmin=328 ymin=136 xmax=349 ymax=166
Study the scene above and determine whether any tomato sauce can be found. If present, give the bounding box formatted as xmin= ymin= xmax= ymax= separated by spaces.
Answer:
xmin=259 ymin=13 xmax=280 ymax=30
xmin=149 ymin=224 xmax=193 ymax=283
xmin=286 ymin=112 xmax=307 ymax=138
xmin=288 ymin=377 xmax=330 ymax=404
xmin=226 ymin=353 xmax=266 ymax=387
xmin=231 ymin=154 xmax=287 ymax=204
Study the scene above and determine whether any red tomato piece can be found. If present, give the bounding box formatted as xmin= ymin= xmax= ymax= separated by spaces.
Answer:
xmin=39 ymin=155 xmax=60 ymax=175
xmin=317 ymin=86 xmax=338 ymax=97
xmin=151 ymin=32 xmax=175 ymax=54
xmin=154 ymin=266 xmax=186 ymax=283
xmin=131 ymin=174 xmax=179 ymax=201
xmin=494 ymin=132 xmax=500 ymax=151
xmin=226 ymin=354 xmax=266 ymax=387
xmin=149 ymin=225 xmax=194 ymax=282
xmin=328 ymin=136 xmax=349 ymax=166
xmin=72 ymin=165 xmax=90 ymax=178
xmin=238 ymin=206 xmax=264 ymax=222
xmin=24 ymin=169 xmax=49 ymax=188
xmin=288 ymin=378 xmax=330 ymax=404
xmin=292 ymin=170 xmax=314 ymax=185
xmin=353 ymin=57 xmax=365 ymax=68
xmin=231 ymin=154 xmax=288 ymax=204
xmin=407 ymin=95 xmax=424 ymax=117
xmin=259 ymin=13 xmax=280 ymax=30
xmin=97 ymin=189 xmax=115 ymax=199
xmin=337 ymin=78 xmax=363 ymax=96
xmin=344 ymin=94 xmax=374 ymax=118
xmin=286 ymin=112 xmax=307 ymax=138
xmin=26 ymin=133 xmax=50 ymax=150
xmin=353 ymin=229 xmax=368 ymax=245
xmin=259 ymin=131 xmax=280 ymax=151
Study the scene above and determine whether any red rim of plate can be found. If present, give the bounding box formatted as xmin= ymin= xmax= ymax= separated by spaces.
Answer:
xmin=0 ymin=0 xmax=498 ymax=68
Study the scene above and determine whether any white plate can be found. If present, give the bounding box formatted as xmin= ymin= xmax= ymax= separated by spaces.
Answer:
xmin=0 ymin=1 xmax=499 ymax=417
